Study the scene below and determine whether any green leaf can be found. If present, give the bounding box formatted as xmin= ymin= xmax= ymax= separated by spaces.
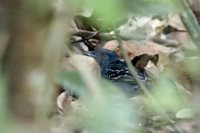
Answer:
xmin=124 ymin=0 xmax=178 ymax=15
xmin=150 ymin=72 xmax=186 ymax=112
xmin=59 ymin=71 xmax=138 ymax=132
xmin=176 ymin=108 xmax=195 ymax=119
xmin=59 ymin=71 xmax=87 ymax=96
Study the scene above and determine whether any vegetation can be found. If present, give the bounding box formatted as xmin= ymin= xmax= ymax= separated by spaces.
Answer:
xmin=0 ymin=0 xmax=200 ymax=132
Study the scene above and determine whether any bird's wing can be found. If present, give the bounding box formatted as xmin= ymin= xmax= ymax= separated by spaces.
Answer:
xmin=102 ymin=59 xmax=148 ymax=83
xmin=102 ymin=59 xmax=132 ymax=80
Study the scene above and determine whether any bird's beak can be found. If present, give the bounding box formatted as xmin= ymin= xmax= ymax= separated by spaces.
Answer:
xmin=83 ymin=51 xmax=97 ymax=58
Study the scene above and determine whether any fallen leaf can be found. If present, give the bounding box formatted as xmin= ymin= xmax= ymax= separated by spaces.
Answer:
xmin=103 ymin=40 xmax=178 ymax=70
xmin=167 ymin=13 xmax=186 ymax=31
xmin=61 ymin=54 xmax=100 ymax=74
xmin=117 ymin=16 xmax=153 ymax=40
xmin=56 ymin=91 xmax=71 ymax=112
xmin=57 ymin=91 xmax=85 ymax=113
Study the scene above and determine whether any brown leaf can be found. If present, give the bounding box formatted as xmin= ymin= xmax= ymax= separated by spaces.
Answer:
xmin=103 ymin=40 xmax=177 ymax=70
xmin=131 ymin=54 xmax=159 ymax=72
xmin=61 ymin=54 xmax=100 ymax=74
xmin=57 ymin=91 xmax=84 ymax=113
xmin=167 ymin=13 xmax=186 ymax=31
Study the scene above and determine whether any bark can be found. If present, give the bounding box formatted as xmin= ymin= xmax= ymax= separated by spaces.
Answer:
xmin=1 ymin=0 xmax=73 ymax=130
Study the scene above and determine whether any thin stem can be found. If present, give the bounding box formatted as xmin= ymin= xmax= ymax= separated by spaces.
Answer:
xmin=178 ymin=0 xmax=200 ymax=49
xmin=115 ymin=33 xmax=175 ymax=124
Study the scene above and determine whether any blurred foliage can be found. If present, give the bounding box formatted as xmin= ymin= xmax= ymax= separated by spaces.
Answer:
xmin=0 ymin=67 xmax=11 ymax=133
xmin=0 ymin=68 xmax=5 ymax=131
xmin=60 ymin=71 xmax=138 ymax=132
xmin=59 ymin=72 xmax=88 ymax=96
xmin=60 ymin=71 xmax=131 ymax=97
xmin=22 ymin=0 xmax=53 ymax=22
xmin=185 ymin=57 xmax=200 ymax=76
xmin=177 ymin=0 xmax=200 ymax=49
xmin=1 ymin=0 xmax=200 ymax=132
xmin=123 ymin=0 xmax=178 ymax=15
xmin=74 ymin=0 xmax=179 ymax=30
xmin=151 ymin=72 xmax=186 ymax=113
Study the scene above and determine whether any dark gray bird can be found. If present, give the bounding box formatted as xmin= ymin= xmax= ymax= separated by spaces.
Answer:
xmin=84 ymin=49 xmax=150 ymax=97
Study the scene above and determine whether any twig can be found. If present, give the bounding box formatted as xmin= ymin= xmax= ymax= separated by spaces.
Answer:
xmin=70 ymin=29 xmax=117 ymax=41
xmin=151 ymin=37 xmax=181 ymax=47
xmin=71 ymin=31 xmax=99 ymax=44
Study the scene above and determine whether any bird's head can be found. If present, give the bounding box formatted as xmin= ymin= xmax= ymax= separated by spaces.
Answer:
xmin=84 ymin=49 xmax=120 ymax=66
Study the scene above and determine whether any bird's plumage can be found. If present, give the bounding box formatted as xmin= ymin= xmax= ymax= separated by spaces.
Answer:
xmin=84 ymin=49 xmax=150 ymax=97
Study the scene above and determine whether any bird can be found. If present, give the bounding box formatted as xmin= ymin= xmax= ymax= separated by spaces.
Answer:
xmin=84 ymin=49 xmax=150 ymax=97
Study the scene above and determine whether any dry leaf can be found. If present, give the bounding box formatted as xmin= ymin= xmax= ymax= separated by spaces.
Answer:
xmin=166 ymin=32 xmax=197 ymax=50
xmin=167 ymin=13 xmax=186 ymax=31
xmin=103 ymin=40 xmax=178 ymax=69
xmin=61 ymin=54 xmax=100 ymax=74
xmin=57 ymin=91 xmax=85 ymax=113
xmin=57 ymin=91 xmax=72 ymax=112
xmin=117 ymin=16 xmax=153 ymax=40
xmin=145 ymin=61 xmax=160 ymax=79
